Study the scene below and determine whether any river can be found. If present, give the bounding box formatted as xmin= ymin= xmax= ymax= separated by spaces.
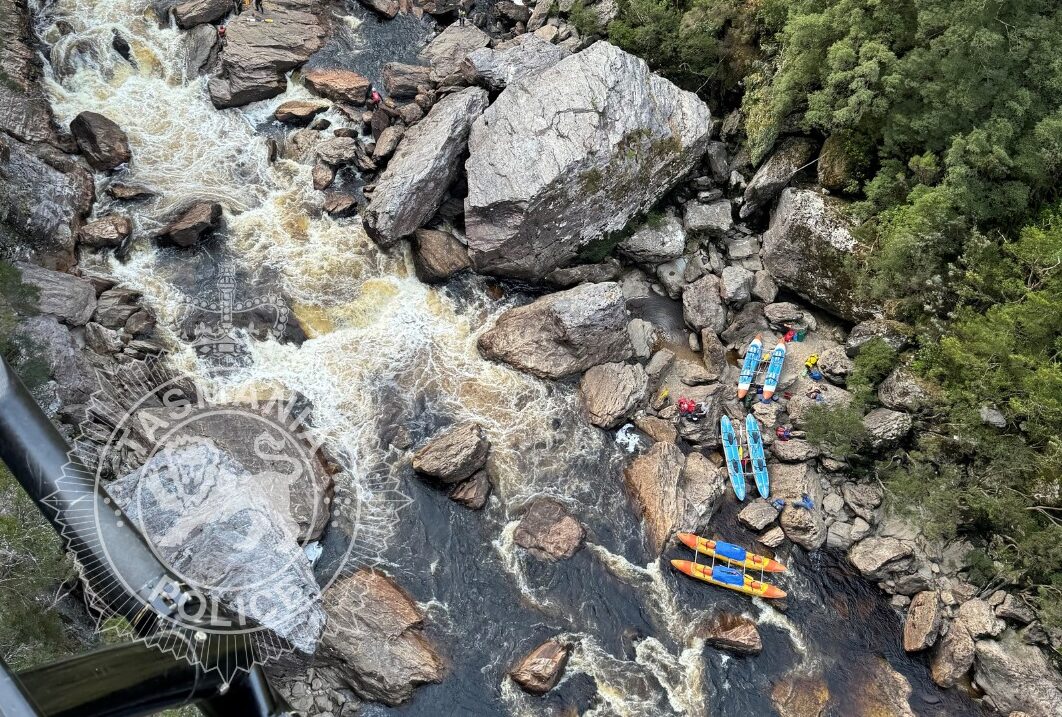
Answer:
xmin=34 ymin=0 xmax=986 ymax=714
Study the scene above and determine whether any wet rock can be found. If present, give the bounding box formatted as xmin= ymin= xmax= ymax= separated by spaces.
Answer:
xmin=841 ymin=482 xmax=882 ymax=522
xmin=719 ymin=266 xmax=752 ymax=306
xmin=110 ymin=438 xmax=325 ymax=655
xmin=624 ymin=442 xmax=684 ymax=553
xmin=356 ymin=0 xmax=399 ymax=18
xmin=618 ymin=214 xmax=686 ymax=264
xmin=93 ymin=287 xmax=142 ymax=329
xmin=155 ymin=202 xmax=222 ymax=247
xmin=513 ymin=498 xmax=585 ymax=560
xmin=862 ymin=407 xmax=912 ymax=449
xmin=0 ymin=0 xmax=56 ymax=143
xmin=996 ymin=594 xmax=1036 ymax=625
xmin=740 ymin=137 xmax=817 ymax=219
xmin=316 ymin=136 xmax=360 ymax=166
xmin=382 ymin=63 xmax=432 ymax=98
xmin=762 ymin=188 xmax=875 ymax=322
xmin=684 ymin=199 xmax=733 ymax=239
xmin=545 ymin=259 xmax=623 ymax=288
xmin=931 ymin=621 xmax=975 ymax=688
xmin=848 ymin=537 xmax=913 ymax=580
xmin=771 ymin=671 xmax=830 ymax=717
xmin=462 ymin=34 xmax=568 ymax=91
xmin=510 ymin=638 xmax=571 ymax=694
xmin=700 ymin=613 xmax=762 ymax=655
xmin=465 ymin=41 xmax=711 ymax=279
xmin=78 ymin=215 xmax=131 ymax=250
xmin=739 ymin=499 xmax=779 ymax=531
xmin=419 ymin=23 xmax=491 ymax=82
xmin=973 ymin=632 xmax=1062 ymax=717
xmin=322 ymin=570 xmax=443 ymax=705
xmin=579 ymin=362 xmax=648 ymax=429
xmin=275 ymin=99 xmax=330 ymax=125
xmin=845 ymin=319 xmax=912 ymax=356
xmin=957 ymin=598 xmax=1005 ymax=639
xmin=304 ymin=68 xmax=371 ymax=104
xmin=817 ymin=346 xmax=853 ymax=384
xmin=364 ymin=87 xmax=488 ymax=246
xmin=857 ymin=658 xmax=916 ymax=717
xmin=15 ymin=263 xmax=96 ymax=326
xmin=185 ymin=23 xmax=220 ymax=76
xmin=478 ymin=281 xmax=632 ymax=379
xmin=411 ymin=228 xmax=471 ymax=283
xmin=311 ymin=161 xmax=335 ymax=190
xmin=372 ymin=124 xmax=404 ymax=161
xmin=449 ymin=469 xmax=492 ymax=509
xmin=412 ymin=421 xmax=490 ymax=483
xmin=70 ymin=111 xmax=131 ymax=171
xmin=173 ymin=0 xmax=230 ymax=28
xmin=903 ymin=591 xmax=942 ymax=652
xmin=106 ymin=182 xmax=155 ymax=201
xmin=682 ymin=274 xmax=726 ymax=334
xmin=208 ymin=0 xmax=328 ymax=108
xmin=322 ymin=192 xmax=357 ymax=217
xmin=759 ymin=525 xmax=786 ymax=548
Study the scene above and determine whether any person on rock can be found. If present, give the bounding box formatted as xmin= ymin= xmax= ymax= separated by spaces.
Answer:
xmin=233 ymin=0 xmax=242 ymax=14
xmin=369 ymin=86 xmax=382 ymax=106
xmin=457 ymin=5 xmax=467 ymax=25
xmin=254 ymin=0 xmax=264 ymax=13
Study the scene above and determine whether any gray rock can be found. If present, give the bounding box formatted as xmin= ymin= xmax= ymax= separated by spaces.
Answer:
xmin=841 ymin=482 xmax=882 ymax=522
xmin=770 ymin=438 xmax=819 ymax=462
xmin=510 ymin=638 xmax=571 ymax=694
xmin=973 ymin=632 xmax=1062 ymax=717
xmin=463 ymin=34 xmax=568 ymax=90
xmin=845 ymin=318 xmax=912 ymax=356
xmin=545 ymin=259 xmax=622 ymax=287
xmin=464 ymin=41 xmax=711 ymax=279
xmin=678 ymin=452 xmax=726 ymax=531
xmin=931 ymin=621 xmax=975 ymax=688
xmin=411 ymin=228 xmax=470 ymax=283
xmin=624 ymin=442 xmax=685 ymax=553
xmin=514 ymin=499 xmax=585 ymax=560
xmin=704 ymin=141 xmax=728 ymax=180
xmin=364 ymin=87 xmax=488 ymax=246
xmin=419 ymin=23 xmax=491 ymax=81
xmin=818 ymin=346 xmax=854 ymax=384
xmin=15 ymin=263 xmax=96 ymax=325
xmin=751 ymin=271 xmax=778 ymax=303
xmin=719 ymin=266 xmax=752 ymax=306
xmin=208 ymin=0 xmax=328 ymax=108
xmin=862 ymin=407 xmax=912 ymax=449
xmin=0 ymin=0 xmax=56 ymax=144
xmin=275 ymin=99 xmax=332 ymax=127
xmin=579 ymin=362 xmax=648 ymax=428
xmin=185 ymin=23 xmax=220 ymax=77
xmin=684 ymin=199 xmax=732 ymax=238
xmin=700 ymin=613 xmax=762 ymax=655
xmin=78 ymin=214 xmax=131 ymax=249
xmin=449 ymin=469 xmax=492 ymax=510
xmin=372 ymin=124 xmax=404 ymax=161
xmin=92 ymin=287 xmax=141 ymax=329
xmin=826 ymin=521 xmax=855 ymax=550
xmin=316 ymin=136 xmax=361 ymax=166
xmin=738 ymin=499 xmax=778 ymax=531
xmin=682 ymin=274 xmax=726 ymax=333
xmin=996 ymin=594 xmax=1036 ymax=625
xmin=382 ymin=63 xmax=432 ymax=98
xmin=618 ymin=214 xmax=686 ymax=264
xmin=759 ymin=526 xmax=785 ymax=548
xmin=904 ymin=591 xmax=943 ymax=652
xmin=877 ymin=366 xmax=932 ymax=411
xmin=16 ymin=315 xmax=96 ymax=406
xmin=719 ymin=301 xmax=769 ymax=347
xmin=786 ymin=382 xmax=853 ymax=428
xmin=655 ymin=256 xmax=689 ymax=298
xmin=173 ymin=0 xmax=230 ymax=28
xmin=412 ymin=421 xmax=490 ymax=483
xmin=627 ymin=318 xmax=658 ymax=360
xmin=322 ymin=571 xmax=443 ymax=705
xmin=980 ymin=405 xmax=1007 ymax=429
xmin=84 ymin=321 xmax=124 ymax=355
xmin=108 ymin=438 xmax=325 ymax=654
xmin=70 ymin=111 xmax=131 ymax=171
xmin=739 ymin=137 xmax=817 ymax=219
xmin=848 ymin=537 xmax=913 ymax=580
xmin=957 ymin=598 xmax=1005 ymax=639
xmin=772 ymin=462 xmax=825 ymax=549
xmin=478 ymin=282 xmax=632 ymax=379
xmin=762 ymin=188 xmax=876 ymax=322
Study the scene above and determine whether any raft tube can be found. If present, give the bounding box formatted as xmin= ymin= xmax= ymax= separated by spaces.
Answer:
xmin=745 ymin=413 xmax=770 ymax=498
xmin=762 ymin=341 xmax=787 ymax=400
xmin=671 ymin=560 xmax=787 ymax=599
xmin=737 ymin=335 xmax=763 ymax=399
xmin=720 ymin=415 xmax=745 ymax=500
xmin=675 ymin=533 xmax=786 ymax=573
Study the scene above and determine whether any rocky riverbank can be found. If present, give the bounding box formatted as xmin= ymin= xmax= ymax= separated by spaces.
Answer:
xmin=1 ymin=0 xmax=1059 ymax=714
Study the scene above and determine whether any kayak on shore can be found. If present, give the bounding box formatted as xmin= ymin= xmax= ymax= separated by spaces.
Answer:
xmin=675 ymin=532 xmax=786 ymax=573
xmin=720 ymin=415 xmax=746 ymax=500
xmin=745 ymin=413 xmax=770 ymax=498
xmin=737 ymin=335 xmax=762 ymax=399
xmin=670 ymin=560 xmax=787 ymax=599
xmin=762 ymin=340 xmax=787 ymax=400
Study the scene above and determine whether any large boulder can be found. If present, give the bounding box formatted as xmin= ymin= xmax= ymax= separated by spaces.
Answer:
xmin=16 ymin=316 xmax=96 ymax=406
xmin=155 ymin=202 xmax=222 ymax=247
xmin=855 ymin=659 xmax=916 ymax=717
xmin=364 ymin=87 xmax=489 ymax=246
xmin=699 ymin=613 xmax=762 ymax=655
xmin=579 ymin=362 xmax=648 ymax=428
xmin=464 ymin=41 xmax=711 ymax=279
xmin=510 ymin=638 xmax=571 ymax=694
xmin=678 ymin=452 xmax=726 ymax=531
xmin=957 ymin=598 xmax=1005 ymax=639
xmin=513 ymin=499 xmax=585 ymax=560
xmin=682 ymin=274 xmax=726 ymax=334
xmin=411 ymin=229 xmax=471 ymax=283
xmin=208 ymin=0 xmax=328 ymax=108
xmin=185 ymin=24 xmax=220 ymax=77
xmin=931 ymin=622 xmax=975 ymax=688
xmin=740 ymin=137 xmax=817 ymax=219
xmin=0 ymin=0 xmax=57 ymax=143
xmin=845 ymin=319 xmax=913 ymax=356
xmin=771 ymin=671 xmax=830 ymax=717
xmin=70 ymin=111 xmax=131 ymax=171
xmin=478 ymin=282 xmax=632 ymax=379
xmin=322 ymin=570 xmax=443 ymax=705
xmin=878 ymin=366 xmax=933 ymax=412
xmin=462 ymin=34 xmax=569 ymax=91
xmin=771 ymin=462 xmax=825 ymax=550
xmin=274 ymin=100 xmax=330 ymax=126
xmin=78 ymin=215 xmax=131 ymax=249
xmin=411 ymin=422 xmax=490 ymax=483
xmin=973 ymin=633 xmax=1062 ymax=717
xmin=903 ymin=591 xmax=942 ymax=652
xmin=617 ymin=214 xmax=686 ymax=264
xmin=15 ymin=263 xmax=96 ymax=326
xmin=761 ymin=188 xmax=875 ymax=322
xmin=303 ymin=68 xmax=371 ymax=105
xmin=848 ymin=537 xmax=913 ymax=580
xmin=623 ymin=442 xmax=684 ymax=553
xmin=418 ymin=23 xmax=491 ymax=81
xmin=862 ymin=407 xmax=912 ymax=449
xmin=173 ymin=0 xmax=230 ymax=28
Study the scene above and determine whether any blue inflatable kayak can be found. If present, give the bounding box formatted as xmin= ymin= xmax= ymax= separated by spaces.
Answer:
xmin=737 ymin=335 xmax=762 ymax=399
xmin=762 ymin=341 xmax=787 ymax=399
xmin=745 ymin=414 xmax=770 ymax=498
xmin=720 ymin=416 xmax=746 ymax=500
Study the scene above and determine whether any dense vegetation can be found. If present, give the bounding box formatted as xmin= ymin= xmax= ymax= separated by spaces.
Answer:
xmin=608 ymin=1 xmax=1062 ymax=625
